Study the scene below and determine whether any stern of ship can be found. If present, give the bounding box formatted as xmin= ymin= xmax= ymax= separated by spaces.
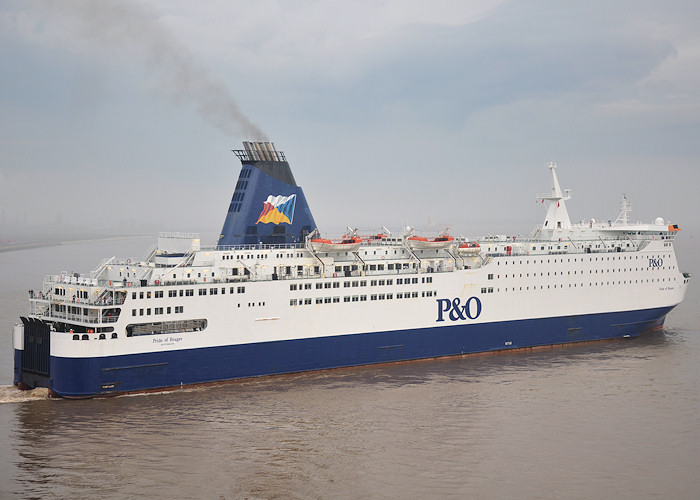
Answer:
xmin=13 ymin=317 xmax=51 ymax=392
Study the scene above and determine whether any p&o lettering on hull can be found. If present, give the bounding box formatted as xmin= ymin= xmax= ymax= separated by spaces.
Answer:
xmin=436 ymin=297 xmax=482 ymax=322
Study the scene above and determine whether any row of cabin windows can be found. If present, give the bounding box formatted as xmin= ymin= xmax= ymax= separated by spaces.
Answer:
xmin=53 ymin=304 xmax=89 ymax=315
xmin=312 ymin=250 xmax=405 ymax=258
xmin=279 ymin=263 xmax=422 ymax=277
xmin=166 ymin=271 xmax=219 ymax=279
xmin=290 ymin=283 xmax=313 ymax=290
xmin=488 ymin=276 xmax=676 ymax=293
xmin=289 ymin=276 xmax=432 ymax=291
xmin=132 ymin=306 xmax=184 ymax=316
xmin=497 ymin=265 xmax=676 ymax=279
xmin=490 ymin=243 xmax=637 ymax=252
xmin=132 ymin=286 xmax=246 ymax=300
xmin=334 ymin=263 xmax=417 ymax=272
xmin=279 ymin=265 xmax=321 ymax=275
xmin=497 ymin=254 xmax=673 ymax=265
xmin=289 ymin=290 xmax=436 ymax=306
xmin=222 ymin=254 xmax=267 ymax=260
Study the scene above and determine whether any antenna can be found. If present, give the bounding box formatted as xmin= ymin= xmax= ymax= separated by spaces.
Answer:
xmin=613 ymin=194 xmax=631 ymax=226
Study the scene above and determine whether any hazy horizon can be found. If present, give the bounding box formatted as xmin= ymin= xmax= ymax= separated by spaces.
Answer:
xmin=2 ymin=1 xmax=699 ymax=243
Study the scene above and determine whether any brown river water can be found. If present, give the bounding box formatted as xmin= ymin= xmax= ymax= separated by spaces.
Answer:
xmin=1 ymin=238 xmax=698 ymax=499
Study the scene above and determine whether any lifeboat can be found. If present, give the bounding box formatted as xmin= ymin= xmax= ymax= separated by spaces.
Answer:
xmin=310 ymin=236 xmax=362 ymax=253
xmin=458 ymin=242 xmax=481 ymax=254
xmin=406 ymin=235 xmax=454 ymax=250
xmin=364 ymin=233 xmax=387 ymax=242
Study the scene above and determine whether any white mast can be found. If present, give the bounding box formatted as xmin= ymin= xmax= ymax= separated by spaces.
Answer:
xmin=613 ymin=194 xmax=631 ymax=226
xmin=537 ymin=162 xmax=572 ymax=231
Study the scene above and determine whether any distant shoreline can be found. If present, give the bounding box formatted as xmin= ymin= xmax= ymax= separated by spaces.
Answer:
xmin=0 ymin=235 xmax=152 ymax=254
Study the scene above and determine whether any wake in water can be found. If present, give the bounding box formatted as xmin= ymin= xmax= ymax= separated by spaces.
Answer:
xmin=0 ymin=385 xmax=50 ymax=403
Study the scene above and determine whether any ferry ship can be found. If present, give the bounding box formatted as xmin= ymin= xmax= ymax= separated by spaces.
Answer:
xmin=13 ymin=142 xmax=691 ymax=398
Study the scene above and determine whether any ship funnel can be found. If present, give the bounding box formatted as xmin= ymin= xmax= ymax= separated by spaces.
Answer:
xmin=218 ymin=142 xmax=317 ymax=246
xmin=242 ymin=141 xmax=286 ymax=162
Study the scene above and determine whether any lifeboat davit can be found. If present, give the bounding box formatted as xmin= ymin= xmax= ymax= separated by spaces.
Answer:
xmin=458 ymin=242 xmax=481 ymax=254
xmin=310 ymin=237 xmax=362 ymax=253
xmin=406 ymin=235 xmax=454 ymax=250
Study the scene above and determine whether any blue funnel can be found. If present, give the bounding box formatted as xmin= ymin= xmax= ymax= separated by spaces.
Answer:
xmin=218 ymin=142 xmax=316 ymax=246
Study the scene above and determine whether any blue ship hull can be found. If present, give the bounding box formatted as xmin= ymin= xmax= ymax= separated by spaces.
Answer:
xmin=34 ymin=306 xmax=672 ymax=398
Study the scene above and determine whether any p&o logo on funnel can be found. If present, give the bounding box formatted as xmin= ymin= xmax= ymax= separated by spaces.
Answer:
xmin=256 ymin=194 xmax=296 ymax=225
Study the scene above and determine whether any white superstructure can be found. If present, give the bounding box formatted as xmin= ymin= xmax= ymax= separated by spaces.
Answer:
xmin=28 ymin=164 xmax=689 ymax=355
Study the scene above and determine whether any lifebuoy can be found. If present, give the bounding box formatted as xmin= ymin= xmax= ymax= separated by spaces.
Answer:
xmin=155 ymin=280 xmax=160 ymax=285
xmin=128 ymin=282 xmax=133 ymax=287
xmin=127 ymin=259 xmax=131 ymax=264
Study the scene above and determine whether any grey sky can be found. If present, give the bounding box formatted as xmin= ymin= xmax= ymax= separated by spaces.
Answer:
xmin=1 ymin=0 xmax=698 ymax=242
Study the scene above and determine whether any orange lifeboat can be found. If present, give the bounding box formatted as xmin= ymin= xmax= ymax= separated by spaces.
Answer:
xmin=310 ymin=236 xmax=362 ymax=252
xmin=458 ymin=242 xmax=481 ymax=254
xmin=406 ymin=235 xmax=454 ymax=250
